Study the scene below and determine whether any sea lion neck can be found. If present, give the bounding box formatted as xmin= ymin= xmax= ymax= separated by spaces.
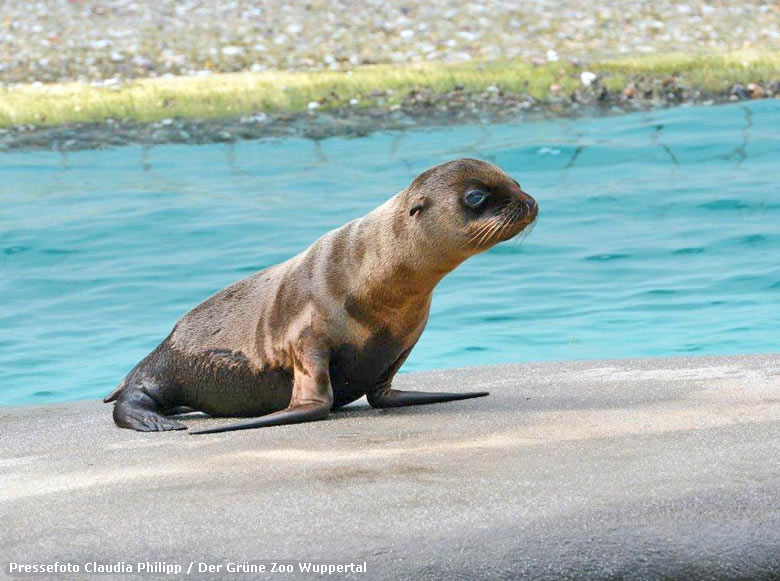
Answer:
xmin=357 ymin=194 xmax=463 ymax=294
xmin=329 ymin=196 xmax=460 ymax=335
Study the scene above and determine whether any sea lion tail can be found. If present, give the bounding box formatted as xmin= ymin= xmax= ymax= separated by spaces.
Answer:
xmin=103 ymin=379 xmax=126 ymax=403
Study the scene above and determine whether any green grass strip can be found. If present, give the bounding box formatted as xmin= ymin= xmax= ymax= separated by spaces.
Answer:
xmin=1 ymin=51 xmax=777 ymax=128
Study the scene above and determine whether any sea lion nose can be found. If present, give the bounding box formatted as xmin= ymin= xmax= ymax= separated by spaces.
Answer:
xmin=517 ymin=192 xmax=538 ymax=217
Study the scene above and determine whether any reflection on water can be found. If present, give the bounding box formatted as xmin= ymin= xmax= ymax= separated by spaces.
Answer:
xmin=1 ymin=101 xmax=779 ymax=404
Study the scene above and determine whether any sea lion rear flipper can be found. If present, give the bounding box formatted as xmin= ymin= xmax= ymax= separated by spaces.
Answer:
xmin=190 ymin=402 xmax=329 ymax=434
xmin=112 ymin=377 xmax=186 ymax=432
xmin=367 ymin=387 xmax=489 ymax=409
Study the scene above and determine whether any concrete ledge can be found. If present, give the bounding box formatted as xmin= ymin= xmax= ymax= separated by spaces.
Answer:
xmin=2 ymin=354 xmax=779 ymax=580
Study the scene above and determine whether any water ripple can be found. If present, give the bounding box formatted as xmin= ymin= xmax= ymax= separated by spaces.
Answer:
xmin=1 ymin=101 xmax=778 ymax=404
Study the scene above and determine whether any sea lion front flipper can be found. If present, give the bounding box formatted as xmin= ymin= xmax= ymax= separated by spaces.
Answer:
xmin=191 ymin=347 xmax=333 ymax=435
xmin=367 ymin=387 xmax=489 ymax=409
xmin=189 ymin=402 xmax=329 ymax=434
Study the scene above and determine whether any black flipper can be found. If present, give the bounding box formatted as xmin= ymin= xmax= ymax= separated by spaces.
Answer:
xmin=113 ymin=386 xmax=186 ymax=432
xmin=190 ymin=402 xmax=329 ymax=435
xmin=367 ymin=387 xmax=489 ymax=409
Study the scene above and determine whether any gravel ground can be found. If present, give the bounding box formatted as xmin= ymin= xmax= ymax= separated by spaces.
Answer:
xmin=1 ymin=0 xmax=779 ymax=84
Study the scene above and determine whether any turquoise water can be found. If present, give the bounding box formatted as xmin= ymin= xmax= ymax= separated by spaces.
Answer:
xmin=1 ymin=101 xmax=779 ymax=405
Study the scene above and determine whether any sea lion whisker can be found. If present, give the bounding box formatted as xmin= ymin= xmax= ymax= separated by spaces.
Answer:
xmin=490 ymin=203 xmax=519 ymax=243
xmin=468 ymin=221 xmax=489 ymax=243
xmin=499 ymin=215 xmax=515 ymax=238
xmin=467 ymin=215 xmax=494 ymax=242
xmin=478 ymin=218 xmax=503 ymax=247
xmin=516 ymin=217 xmax=538 ymax=245
xmin=498 ymin=215 xmax=517 ymax=242
xmin=489 ymin=217 xmax=510 ymax=243
xmin=494 ymin=204 xmax=519 ymax=241
xmin=493 ymin=215 xmax=510 ymax=240
xmin=469 ymin=219 xmax=496 ymax=245
xmin=512 ymin=209 xmax=525 ymax=245
xmin=471 ymin=200 xmax=515 ymax=246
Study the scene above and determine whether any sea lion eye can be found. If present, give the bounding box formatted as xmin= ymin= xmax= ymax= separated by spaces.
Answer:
xmin=464 ymin=190 xmax=488 ymax=208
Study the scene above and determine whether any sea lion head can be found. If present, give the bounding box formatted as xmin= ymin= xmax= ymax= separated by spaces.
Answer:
xmin=404 ymin=158 xmax=538 ymax=258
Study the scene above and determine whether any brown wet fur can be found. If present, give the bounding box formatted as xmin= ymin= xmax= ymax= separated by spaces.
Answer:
xmin=106 ymin=158 xmax=538 ymax=432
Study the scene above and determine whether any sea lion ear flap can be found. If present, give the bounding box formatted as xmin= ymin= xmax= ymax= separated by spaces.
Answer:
xmin=409 ymin=196 xmax=429 ymax=217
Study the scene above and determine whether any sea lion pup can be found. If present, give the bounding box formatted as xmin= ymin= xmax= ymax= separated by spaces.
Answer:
xmin=104 ymin=158 xmax=538 ymax=433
